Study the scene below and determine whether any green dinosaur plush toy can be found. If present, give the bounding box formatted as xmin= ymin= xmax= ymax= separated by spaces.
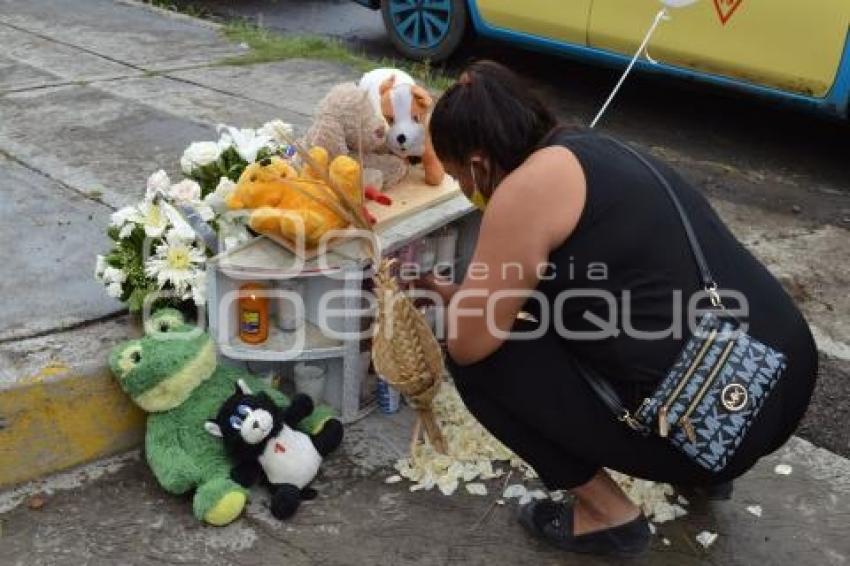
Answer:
xmin=109 ymin=308 xmax=337 ymax=526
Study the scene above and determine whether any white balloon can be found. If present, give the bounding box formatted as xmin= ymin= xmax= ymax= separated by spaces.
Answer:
xmin=660 ymin=0 xmax=700 ymax=7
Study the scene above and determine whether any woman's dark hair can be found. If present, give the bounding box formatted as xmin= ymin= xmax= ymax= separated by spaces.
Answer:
xmin=430 ymin=60 xmax=557 ymax=174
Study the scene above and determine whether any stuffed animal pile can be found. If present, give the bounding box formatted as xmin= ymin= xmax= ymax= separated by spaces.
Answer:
xmin=108 ymin=309 xmax=342 ymax=526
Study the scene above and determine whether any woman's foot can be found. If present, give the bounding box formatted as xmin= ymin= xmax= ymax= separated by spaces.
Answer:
xmin=518 ymin=499 xmax=651 ymax=557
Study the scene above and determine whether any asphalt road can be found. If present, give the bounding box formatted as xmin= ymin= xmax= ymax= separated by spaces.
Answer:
xmin=175 ymin=0 xmax=850 ymax=457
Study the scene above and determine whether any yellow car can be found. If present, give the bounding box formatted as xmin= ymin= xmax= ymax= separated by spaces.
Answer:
xmin=353 ymin=0 xmax=850 ymax=117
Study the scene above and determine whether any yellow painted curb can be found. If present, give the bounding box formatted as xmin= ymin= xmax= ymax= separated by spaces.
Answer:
xmin=0 ymin=365 xmax=145 ymax=489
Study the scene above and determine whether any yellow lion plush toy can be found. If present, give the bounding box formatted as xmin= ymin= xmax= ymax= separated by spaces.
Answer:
xmin=226 ymin=148 xmax=362 ymax=247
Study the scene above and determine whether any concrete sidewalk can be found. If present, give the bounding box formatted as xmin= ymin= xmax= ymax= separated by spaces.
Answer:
xmin=1 ymin=413 xmax=848 ymax=565
xmin=0 ymin=0 xmax=849 ymax=563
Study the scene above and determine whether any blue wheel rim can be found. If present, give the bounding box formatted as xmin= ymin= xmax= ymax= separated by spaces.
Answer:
xmin=389 ymin=0 xmax=452 ymax=50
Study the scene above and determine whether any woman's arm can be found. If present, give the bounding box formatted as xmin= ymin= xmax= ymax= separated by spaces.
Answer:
xmin=445 ymin=146 xmax=587 ymax=366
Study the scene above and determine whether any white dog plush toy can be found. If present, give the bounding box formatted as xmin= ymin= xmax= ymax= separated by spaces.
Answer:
xmin=359 ymin=68 xmax=445 ymax=186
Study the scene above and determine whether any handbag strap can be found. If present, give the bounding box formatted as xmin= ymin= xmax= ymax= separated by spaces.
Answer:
xmin=573 ymin=137 xmax=724 ymax=431
xmin=606 ymin=137 xmax=721 ymax=304
xmin=574 ymin=360 xmax=650 ymax=435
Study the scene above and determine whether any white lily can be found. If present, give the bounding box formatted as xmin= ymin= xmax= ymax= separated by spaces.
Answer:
xmin=111 ymin=201 xmax=170 ymax=239
xmin=145 ymin=230 xmax=205 ymax=297
xmin=217 ymin=125 xmax=273 ymax=163
xmin=138 ymin=201 xmax=169 ymax=238
xmin=145 ymin=170 xmax=171 ymax=202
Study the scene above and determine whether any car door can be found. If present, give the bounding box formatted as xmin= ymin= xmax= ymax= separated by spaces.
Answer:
xmin=474 ymin=0 xmax=593 ymax=45
xmin=588 ymin=0 xmax=849 ymax=97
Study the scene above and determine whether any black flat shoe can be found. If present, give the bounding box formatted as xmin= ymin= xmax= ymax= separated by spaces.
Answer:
xmin=518 ymin=500 xmax=651 ymax=557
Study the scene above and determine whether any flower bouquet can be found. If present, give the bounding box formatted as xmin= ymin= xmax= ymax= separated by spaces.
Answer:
xmin=94 ymin=120 xmax=296 ymax=312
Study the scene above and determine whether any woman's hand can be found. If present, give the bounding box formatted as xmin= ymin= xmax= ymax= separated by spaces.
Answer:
xmin=407 ymin=272 xmax=459 ymax=306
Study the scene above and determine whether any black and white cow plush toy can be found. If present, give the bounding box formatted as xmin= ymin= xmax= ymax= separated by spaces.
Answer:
xmin=204 ymin=379 xmax=343 ymax=520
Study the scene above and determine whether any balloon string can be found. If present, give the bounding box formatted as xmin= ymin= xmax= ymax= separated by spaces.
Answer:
xmin=590 ymin=7 xmax=669 ymax=129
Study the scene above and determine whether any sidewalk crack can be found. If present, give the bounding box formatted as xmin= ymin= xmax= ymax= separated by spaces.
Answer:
xmin=0 ymin=149 xmax=115 ymax=212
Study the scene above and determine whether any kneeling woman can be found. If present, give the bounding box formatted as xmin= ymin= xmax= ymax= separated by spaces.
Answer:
xmin=420 ymin=61 xmax=817 ymax=557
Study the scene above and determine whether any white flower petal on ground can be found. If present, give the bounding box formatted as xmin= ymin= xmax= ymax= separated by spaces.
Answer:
xmin=502 ymin=484 xmax=527 ymax=500
xmin=180 ymin=141 xmax=222 ymax=174
xmin=385 ymin=475 xmax=402 ymax=484
xmin=774 ymin=464 xmax=793 ymax=476
xmin=746 ymin=505 xmax=763 ymax=518
xmin=167 ymin=179 xmax=202 ymax=205
xmin=662 ymin=538 xmax=671 ymax=546
xmin=386 ymin=382 xmax=689 ymax=526
xmin=145 ymin=169 xmax=171 ymax=201
xmin=696 ymin=531 xmax=718 ymax=549
xmin=144 ymin=230 xmax=205 ymax=294
xmin=437 ymin=475 xmax=459 ymax=496
xmin=465 ymin=483 xmax=487 ymax=496
xmin=527 ymin=490 xmax=548 ymax=501
xmin=648 ymin=522 xmax=657 ymax=535
xmin=607 ymin=470 xmax=688 ymax=523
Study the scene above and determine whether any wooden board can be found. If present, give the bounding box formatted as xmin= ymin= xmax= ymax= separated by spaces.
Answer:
xmin=368 ymin=165 xmax=461 ymax=229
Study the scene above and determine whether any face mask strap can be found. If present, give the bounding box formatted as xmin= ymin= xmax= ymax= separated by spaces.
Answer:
xmin=468 ymin=159 xmax=491 ymax=211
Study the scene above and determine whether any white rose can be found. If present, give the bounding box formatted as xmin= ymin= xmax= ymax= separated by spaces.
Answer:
xmin=168 ymin=179 xmax=202 ymax=204
xmin=180 ymin=141 xmax=222 ymax=174
xmin=106 ymin=282 xmax=124 ymax=298
xmin=102 ymin=266 xmax=127 ymax=285
xmin=258 ymin=120 xmax=294 ymax=144
xmin=145 ymin=170 xmax=171 ymax=201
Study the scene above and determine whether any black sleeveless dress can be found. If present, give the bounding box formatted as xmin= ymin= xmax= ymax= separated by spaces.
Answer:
xmin=447 ymin=130 xmax=818 ymax=489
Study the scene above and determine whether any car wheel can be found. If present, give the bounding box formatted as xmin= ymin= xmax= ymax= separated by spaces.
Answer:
xmin=381 ymin=0 xmax=469 ymax=62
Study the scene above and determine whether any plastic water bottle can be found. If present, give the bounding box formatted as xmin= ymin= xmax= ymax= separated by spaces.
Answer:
xmin=376 ymin=378 xmax=401 ymax=414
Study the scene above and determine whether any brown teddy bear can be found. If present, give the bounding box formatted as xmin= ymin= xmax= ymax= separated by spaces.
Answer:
xmin=304 ymin=82 xmax=409 ymax=189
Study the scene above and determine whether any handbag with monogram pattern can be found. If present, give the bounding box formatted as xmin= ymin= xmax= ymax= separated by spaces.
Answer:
xmin=577 ymin=139 xmax=788 ymax=473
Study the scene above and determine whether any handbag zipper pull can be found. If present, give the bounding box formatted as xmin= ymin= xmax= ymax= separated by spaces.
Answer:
xmin=658 ymin=406 xmax=670 ymax=437
xmin=679 ymin=417 xmax=697 ymax=444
